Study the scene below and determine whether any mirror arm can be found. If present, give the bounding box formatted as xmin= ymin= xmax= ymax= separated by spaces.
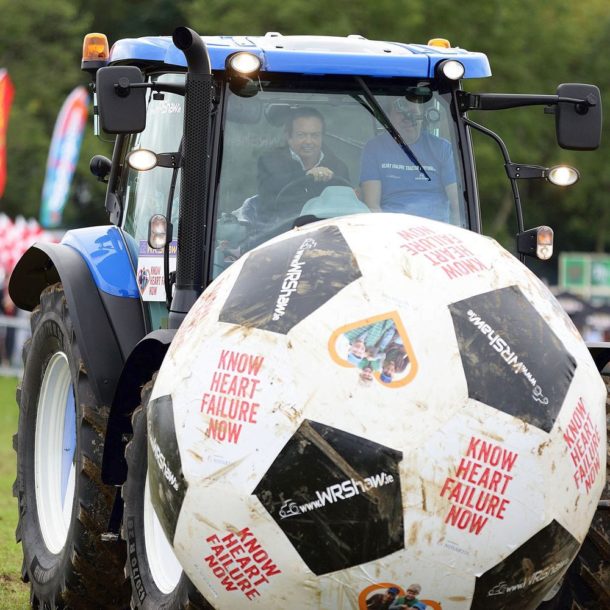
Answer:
xmin=504 ymin=164 xmax=547 ymax=180
xmin=156 ymin=152 xmax=182 ymax=168
xmin=101 ymin=80 xmax=186 ymax=97
xmin=458 ymin=91 xmax=596 ymax=113
xmin=462 ymin=115 xmax=525 ymax=259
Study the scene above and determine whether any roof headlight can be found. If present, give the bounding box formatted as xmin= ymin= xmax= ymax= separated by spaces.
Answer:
xmin=226 ymin=52 xmax=262 ymax=76
xmin=437 ymin=60 xmax=465 ymax=81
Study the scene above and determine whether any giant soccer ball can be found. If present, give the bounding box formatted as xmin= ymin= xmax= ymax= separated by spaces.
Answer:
xmin=148 ymin=213 xmax=606 ymax=610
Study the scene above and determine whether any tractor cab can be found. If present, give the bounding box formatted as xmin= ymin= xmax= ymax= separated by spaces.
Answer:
xmin=88 ymin=29 xmax=600 ymax=328
xmin=122 ymin=72 xmax=470 ymax=279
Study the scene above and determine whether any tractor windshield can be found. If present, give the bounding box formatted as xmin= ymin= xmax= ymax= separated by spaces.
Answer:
xmin=121 ymin=73 xmax=467 ymax=280
xmin=214 ymin=76 xmax=466 ymax=276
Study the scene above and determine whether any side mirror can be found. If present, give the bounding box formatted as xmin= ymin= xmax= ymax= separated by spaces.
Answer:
xmin=556 ymin=83 xmax=602 ymax=150
xmin=96 ymin=66 xmax=147 ymax=134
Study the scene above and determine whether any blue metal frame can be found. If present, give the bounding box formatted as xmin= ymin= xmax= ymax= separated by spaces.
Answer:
xmin=61 ymin=226 xmax=139 ymax=298
xmin=109 ymin=35 xmax=491 ymax=79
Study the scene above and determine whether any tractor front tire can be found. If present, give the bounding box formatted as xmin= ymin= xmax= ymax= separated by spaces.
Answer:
xmin=14 ymin=283 xmax=130 ymax=609
xmin=122 ymin=375 xmax=210 ymax=609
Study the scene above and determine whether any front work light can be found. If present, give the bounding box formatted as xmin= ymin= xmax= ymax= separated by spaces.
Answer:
xmin=127 ymin=149 xmax=158 ymax=171
xmin=148 ymin=214 xmax=168 ymax=250
xmin=437 ymin=60 xmax=465 ymax=81
xmin=226 ymin=52 xmax=262 ymax=76
xmin=546 ymin=165 xmax=580 ymax=187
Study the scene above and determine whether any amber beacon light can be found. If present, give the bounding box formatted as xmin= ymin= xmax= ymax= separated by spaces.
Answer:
xmin=81 ymin=33 xmax=109 ymax=71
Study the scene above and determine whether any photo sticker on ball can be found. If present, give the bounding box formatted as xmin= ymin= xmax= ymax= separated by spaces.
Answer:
xmin=328 ymin=311 xmax=418 ymax=387
xmin=358 ymin=584 xmax=404 ymax=610
xmin=358 ymin=583 xmax=442 ymax=610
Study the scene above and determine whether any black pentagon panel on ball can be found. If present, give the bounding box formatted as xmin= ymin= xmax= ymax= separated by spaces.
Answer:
xmin=471 ymin=520 xmax=580 ymax=609
xmin=253 ymin=420 xmax=404 ymax=575
xmin=219 ymin=225 xmax=362 ymax=334
xmin=449 ymin=285 xmax=576 ymax=433
xmin=147 ymin=394 xmax=187 ymax=543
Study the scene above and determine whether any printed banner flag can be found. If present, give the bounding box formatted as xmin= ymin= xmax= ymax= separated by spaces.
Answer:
xmin=0 ymin=69 xmax=15 ymax=198
xmin=0 ymin=213 xmax=58 ymax=283
xmin=40 ymin=86 xmax=89 ymax=228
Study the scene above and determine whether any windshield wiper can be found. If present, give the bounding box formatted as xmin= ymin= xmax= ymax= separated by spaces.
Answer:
xmin=355 ymin=76 xmax=431 ymax=181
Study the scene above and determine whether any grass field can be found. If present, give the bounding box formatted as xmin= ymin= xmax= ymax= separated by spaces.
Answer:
xmin=0 ymin=376 xmax=30 ymax=609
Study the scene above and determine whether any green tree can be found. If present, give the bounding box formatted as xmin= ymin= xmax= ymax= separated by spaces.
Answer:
xmin=0 ymin=0 xmax=108 ymax=226
xmin=75 ymin=0 xmax=187 ymax=45
xmin=184 ymin=0 xmax=424 ymax=39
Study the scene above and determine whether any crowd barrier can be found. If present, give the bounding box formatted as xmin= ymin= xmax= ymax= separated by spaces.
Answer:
xmin=0 ymin=312 xmax=30 ymax=378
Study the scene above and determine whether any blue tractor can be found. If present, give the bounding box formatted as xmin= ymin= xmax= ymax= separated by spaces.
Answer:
xmin=9 ymin=27 xmax=608 ymax=610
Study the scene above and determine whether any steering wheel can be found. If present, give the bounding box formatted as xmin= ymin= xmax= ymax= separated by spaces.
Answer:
xmin=274 ymin=174 xmax=352 ymax=210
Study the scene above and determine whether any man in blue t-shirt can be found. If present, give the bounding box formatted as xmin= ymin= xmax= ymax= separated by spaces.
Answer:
xmin=360 ymin=97 xmax=459 ymax=223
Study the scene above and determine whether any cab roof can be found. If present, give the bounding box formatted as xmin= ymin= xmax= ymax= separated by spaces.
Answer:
xmin=109 ymin=34 xmax=491 ymax=79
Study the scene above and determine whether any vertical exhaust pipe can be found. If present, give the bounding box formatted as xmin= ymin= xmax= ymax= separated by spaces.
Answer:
xmin=169 ymin=26 xmax=214 ymax=329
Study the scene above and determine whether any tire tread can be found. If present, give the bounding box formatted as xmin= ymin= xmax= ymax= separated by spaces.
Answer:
xmin=14 ymin=283 xmax=131 ymax=609
xmin=122 ymin=378 xmax=211 ymax=610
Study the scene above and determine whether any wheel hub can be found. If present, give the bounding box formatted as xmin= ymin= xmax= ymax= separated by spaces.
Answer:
xmin=144 ymin=476 xmax=183 ymax=593
xmin=34 ymin=352 xmax=76 ymax=554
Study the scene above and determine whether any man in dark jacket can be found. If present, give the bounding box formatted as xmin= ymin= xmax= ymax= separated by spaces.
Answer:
xmin=257 ymin=106 xmax=349 ymax=219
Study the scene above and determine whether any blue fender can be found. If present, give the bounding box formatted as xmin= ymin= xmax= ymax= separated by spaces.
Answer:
xmin=60 ymin=226 xmax=140 ymax=298
xmin=9 ymin=226 xmax=147 ymax=408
